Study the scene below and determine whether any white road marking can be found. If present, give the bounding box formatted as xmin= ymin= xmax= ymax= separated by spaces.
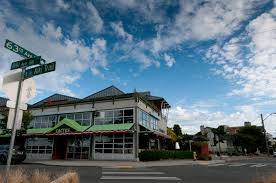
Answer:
xmin=102 ymin=171 xmax=164 ymax=175
xmin=250 ymin=164 xmax=267 ymax=168
xmin=100 ymin=176 xmax=181 ymax=180
xmin=208 ymin=163 xmax=225 ymax=167
xmin=228 ymin=163 xmax=247 ymax=167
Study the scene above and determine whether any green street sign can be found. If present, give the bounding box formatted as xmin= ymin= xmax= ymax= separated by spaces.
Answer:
xmin=11 ymin=56 xmax=41 ymax=70
xmin=24 ymin=62 xmax=56 ymax=79
xmin=5 ymin=39 xmax=46 ymax=63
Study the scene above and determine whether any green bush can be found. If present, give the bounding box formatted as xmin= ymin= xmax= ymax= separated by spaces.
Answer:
xmin=139 ymin=150 xmax=193 ymax=161
xmin=226 ymin=149 xmax=241 ymax=156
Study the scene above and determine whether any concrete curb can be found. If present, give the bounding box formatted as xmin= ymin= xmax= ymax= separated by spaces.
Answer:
xmin=24 ymin=159 xmax=226 ymax=168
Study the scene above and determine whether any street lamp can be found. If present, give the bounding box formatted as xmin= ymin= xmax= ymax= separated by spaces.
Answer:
xmin=261 ymin=113 xmax=276 ymax=156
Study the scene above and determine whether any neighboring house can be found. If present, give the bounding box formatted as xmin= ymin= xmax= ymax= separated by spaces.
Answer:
xmin=200 ymin=122 xmax=263 ymax=153
xmin=0 ymin=97 xmax=8 ymax=129
xmin=24 ymin=85 xmax=171 ymax=161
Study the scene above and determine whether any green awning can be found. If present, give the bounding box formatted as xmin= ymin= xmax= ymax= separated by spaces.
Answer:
xmin=86 ymin=123 xmax=134 ymax=132
xmin=47 ymin=118 xmax=88 ymax=133
xmin=27 ymin=128 xmax=51 ymax=134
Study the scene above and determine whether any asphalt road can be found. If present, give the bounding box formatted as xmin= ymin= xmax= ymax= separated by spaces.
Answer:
xmin=1 ymin=158 xmax=276 ymax=183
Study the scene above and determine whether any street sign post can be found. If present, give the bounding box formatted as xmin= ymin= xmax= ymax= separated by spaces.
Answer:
xmin=5 ymin=39 xmax=46 ymax=63
xmin=3 ymin=39 xmax=56 ymax=172
xmin=24 ymin=62 xmax=56 ymax=79
xmin=11 ymin=56 xmax=41 ymax=70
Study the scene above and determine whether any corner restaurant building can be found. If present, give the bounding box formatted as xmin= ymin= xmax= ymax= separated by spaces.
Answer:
xmin=24 ymin=86 xmax=170 ymax=161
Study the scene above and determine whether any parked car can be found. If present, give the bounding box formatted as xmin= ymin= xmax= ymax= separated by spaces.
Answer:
xmin=273 ymin=151 xmax=276 ymax=157
xmin=0 ymin=145 xmax=26 ymax=164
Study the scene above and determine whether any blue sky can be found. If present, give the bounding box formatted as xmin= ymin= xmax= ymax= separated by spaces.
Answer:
xmin=0 ymin=0 xmax=276 ymax=134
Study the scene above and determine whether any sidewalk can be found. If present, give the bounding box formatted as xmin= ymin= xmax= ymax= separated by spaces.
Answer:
xmin=24 ymin=159 xmax=225 ymax=168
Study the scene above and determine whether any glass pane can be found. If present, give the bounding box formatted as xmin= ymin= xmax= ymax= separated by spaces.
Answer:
xmin=39 ymin=149 xmax=45 ymax=154
xmin=125 ymin=133 xmax=133 ymax=138
xmin=114 ymin=144 xmax=123 ymax=148
xmin=102 ymin=135 xmax=113 ymax=143
xmin=95 ymin=149 xmax=102 ymax=153
xmin=114 ymin=134 xmax=123 ymax=139
xmin=124 ymin=144 xmax=133 ymax=148
xmin=82 ymin=120 xmax=90 ymax=126
xmin=95 ymin=144 xmax=103 ymax=148
xmin=124 ymin=149 xmax=133 ymax=154
xmin=124 ymin=117 xmax=133 ymax=123
xmin=95 ymin=135 xmax=102 ymax=143
xmin=114 ymin=110 xmax=123 ymax=118
xmin=114 ymin=149 xmax=123 ymax=154
xmin=104 ymin=118 xmax=113 ymax=124
xmin=95 ymin=118 xmax=104 ymax=125
xmin=104 ymin=149 xmax=112 ymax=153
xmin=75 ymin=113 xmax=82 ymax=120
xmin=83 ymin=112 xmax=91 ymax=119
xmin=105 ymin=111 xmax=113 ymax=118
xmin=67 ymin=153 xmax=73 ymax=159
xmin=67 ymin=113 xmax=74 ymax=120
xmin=114 ymin=117 xmax=123 ymax=124
xmin=124 ymin=109 xmax=133 ymax=117
xmin=59 ymin=114 xmax=66 ymax=121
xmin=104 ymin=144 xmax=113 ymax=148
xmin=125 ymin=138 xmax=133 ymax=143
xmin=114 ymin=138 xmax=123 ymax=143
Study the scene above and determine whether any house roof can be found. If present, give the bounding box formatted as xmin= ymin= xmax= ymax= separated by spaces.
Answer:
xmin=31 ymin=94 xmax=80 ymax=107
xmin=84 ymin=85 xmax=124 ymax=100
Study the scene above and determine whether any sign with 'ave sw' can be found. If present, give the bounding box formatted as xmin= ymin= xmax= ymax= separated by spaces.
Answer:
xmin=11 ymin=56 xmax=41 ymax=70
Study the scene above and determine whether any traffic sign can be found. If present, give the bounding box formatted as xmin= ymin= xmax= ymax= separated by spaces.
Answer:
xmin=11 ymin=56 xmax=41 ymax=70
xmin=24 ymin=62 xmax=56 ymax=79
xmin=5 ymin=39 xmax=46 ymax=63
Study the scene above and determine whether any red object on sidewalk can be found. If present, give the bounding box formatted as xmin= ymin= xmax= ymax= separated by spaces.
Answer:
xmin=201 ymin=145 xmax=209 ymax=155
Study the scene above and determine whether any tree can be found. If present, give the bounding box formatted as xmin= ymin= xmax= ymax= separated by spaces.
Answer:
xmin=173 ymin=124 xmax=183 ymax=137
xmin=212 ymin=125 xmax=226 ymax=155
xmin=0 ymin=111 xmax=33 ymax=134
xmin=236 ymin=126 xmax=265 ymax=153
xmin=167 ymin=127 xmax=177 ymax=141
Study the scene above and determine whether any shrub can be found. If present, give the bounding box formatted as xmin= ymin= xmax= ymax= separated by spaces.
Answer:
xmin=139 ymin=150 xmax=193 ymax=161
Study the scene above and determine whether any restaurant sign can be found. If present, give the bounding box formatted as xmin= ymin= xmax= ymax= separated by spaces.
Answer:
xmin=56 ymin=128 xmax=70 ymax=133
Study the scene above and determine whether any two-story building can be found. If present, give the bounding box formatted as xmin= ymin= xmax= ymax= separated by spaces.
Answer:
xmin=24 ymin=86 xmax=170 ymax=161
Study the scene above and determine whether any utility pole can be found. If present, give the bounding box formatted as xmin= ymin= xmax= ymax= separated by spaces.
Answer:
xmin=6 ymin=68 xmax=25 ymax=171
xmin=261 ymin=114 xmax=270 ymax=156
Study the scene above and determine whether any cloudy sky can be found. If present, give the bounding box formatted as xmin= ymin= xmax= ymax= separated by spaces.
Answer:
xmin=0 ymin=0 xmax=276 ymax=135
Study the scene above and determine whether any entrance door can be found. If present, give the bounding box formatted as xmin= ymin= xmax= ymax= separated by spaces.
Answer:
xmin=52 ymin=137 xmax=67 ymax=160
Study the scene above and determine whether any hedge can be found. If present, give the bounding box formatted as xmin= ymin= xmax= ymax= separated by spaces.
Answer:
xmin=139 ymin=150 xmax=193 ymax=161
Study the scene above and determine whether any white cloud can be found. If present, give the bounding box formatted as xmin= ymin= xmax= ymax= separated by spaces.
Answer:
xmin=206 ymin=7 xmax=276 ymax=100
xmin=111 ymin=21 xmax=133 ymax=42
xmin=42 ymin=22 xmax=63 ymax=40
xmin=56 ymin=0 xmax=70 ymax=10
xmin=168 ymin=104 xmax=261 ymax=135
xmin=0 ymin=4 xmax=108 ymax=96
xmin=71 ymin=23 xmax=80 ymax=39
xmin=86 ymin=2 xmax=104 ymax=33
xmin=164 ymin=53 xmax=175 ymax=67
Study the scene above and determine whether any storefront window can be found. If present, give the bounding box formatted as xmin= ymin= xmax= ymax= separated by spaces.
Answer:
xmin=66 ymin=136 xmax=90 ymax=159
xmin=57 ymin=112 xmax=92 ymax=126
xmin=25 ymin=138 xmax=53 ymax=155
xmin=95 ymin=134 xmax=134 ymax=155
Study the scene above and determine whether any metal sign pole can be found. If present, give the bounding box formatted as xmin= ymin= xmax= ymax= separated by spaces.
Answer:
xmin=6 ymin=68 xmax=25 ymax=172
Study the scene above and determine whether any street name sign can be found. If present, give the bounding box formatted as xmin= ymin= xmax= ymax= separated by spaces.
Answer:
xmin=11 ymin=56 xmax=41 ymax=70
xmin=5 ymin=39 xmax=45 ymax=63
xmin=24 ymin=62 xmax=56 ymax=79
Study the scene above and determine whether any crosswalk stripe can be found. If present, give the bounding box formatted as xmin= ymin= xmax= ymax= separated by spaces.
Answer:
xmin=228 ymin=163 xmax=247 ymax=167
xmin=100 ymin=176 xmax=181 ymax=180
xmin=102 ymin=171 xmax=164 ymax=175
xmin=250 ymin=164 xmax=267 ymax=168
xmin=208 ymin=163 xmax=225 ymax=167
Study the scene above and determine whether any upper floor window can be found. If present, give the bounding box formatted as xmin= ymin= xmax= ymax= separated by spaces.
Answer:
xmin=30 ymin=115 xmax=57 ymax=128
xmin=138 ymin=110 xmax=158 ymax=130
xmin=58 ymin=112 xmax=92 ymax=126
xmin=94 ymin=109 xmax=133 ymax=125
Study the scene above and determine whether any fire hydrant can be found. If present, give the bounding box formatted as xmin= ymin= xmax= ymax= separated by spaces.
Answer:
xmin=193 ymin=151 xmax=197 ymax=161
